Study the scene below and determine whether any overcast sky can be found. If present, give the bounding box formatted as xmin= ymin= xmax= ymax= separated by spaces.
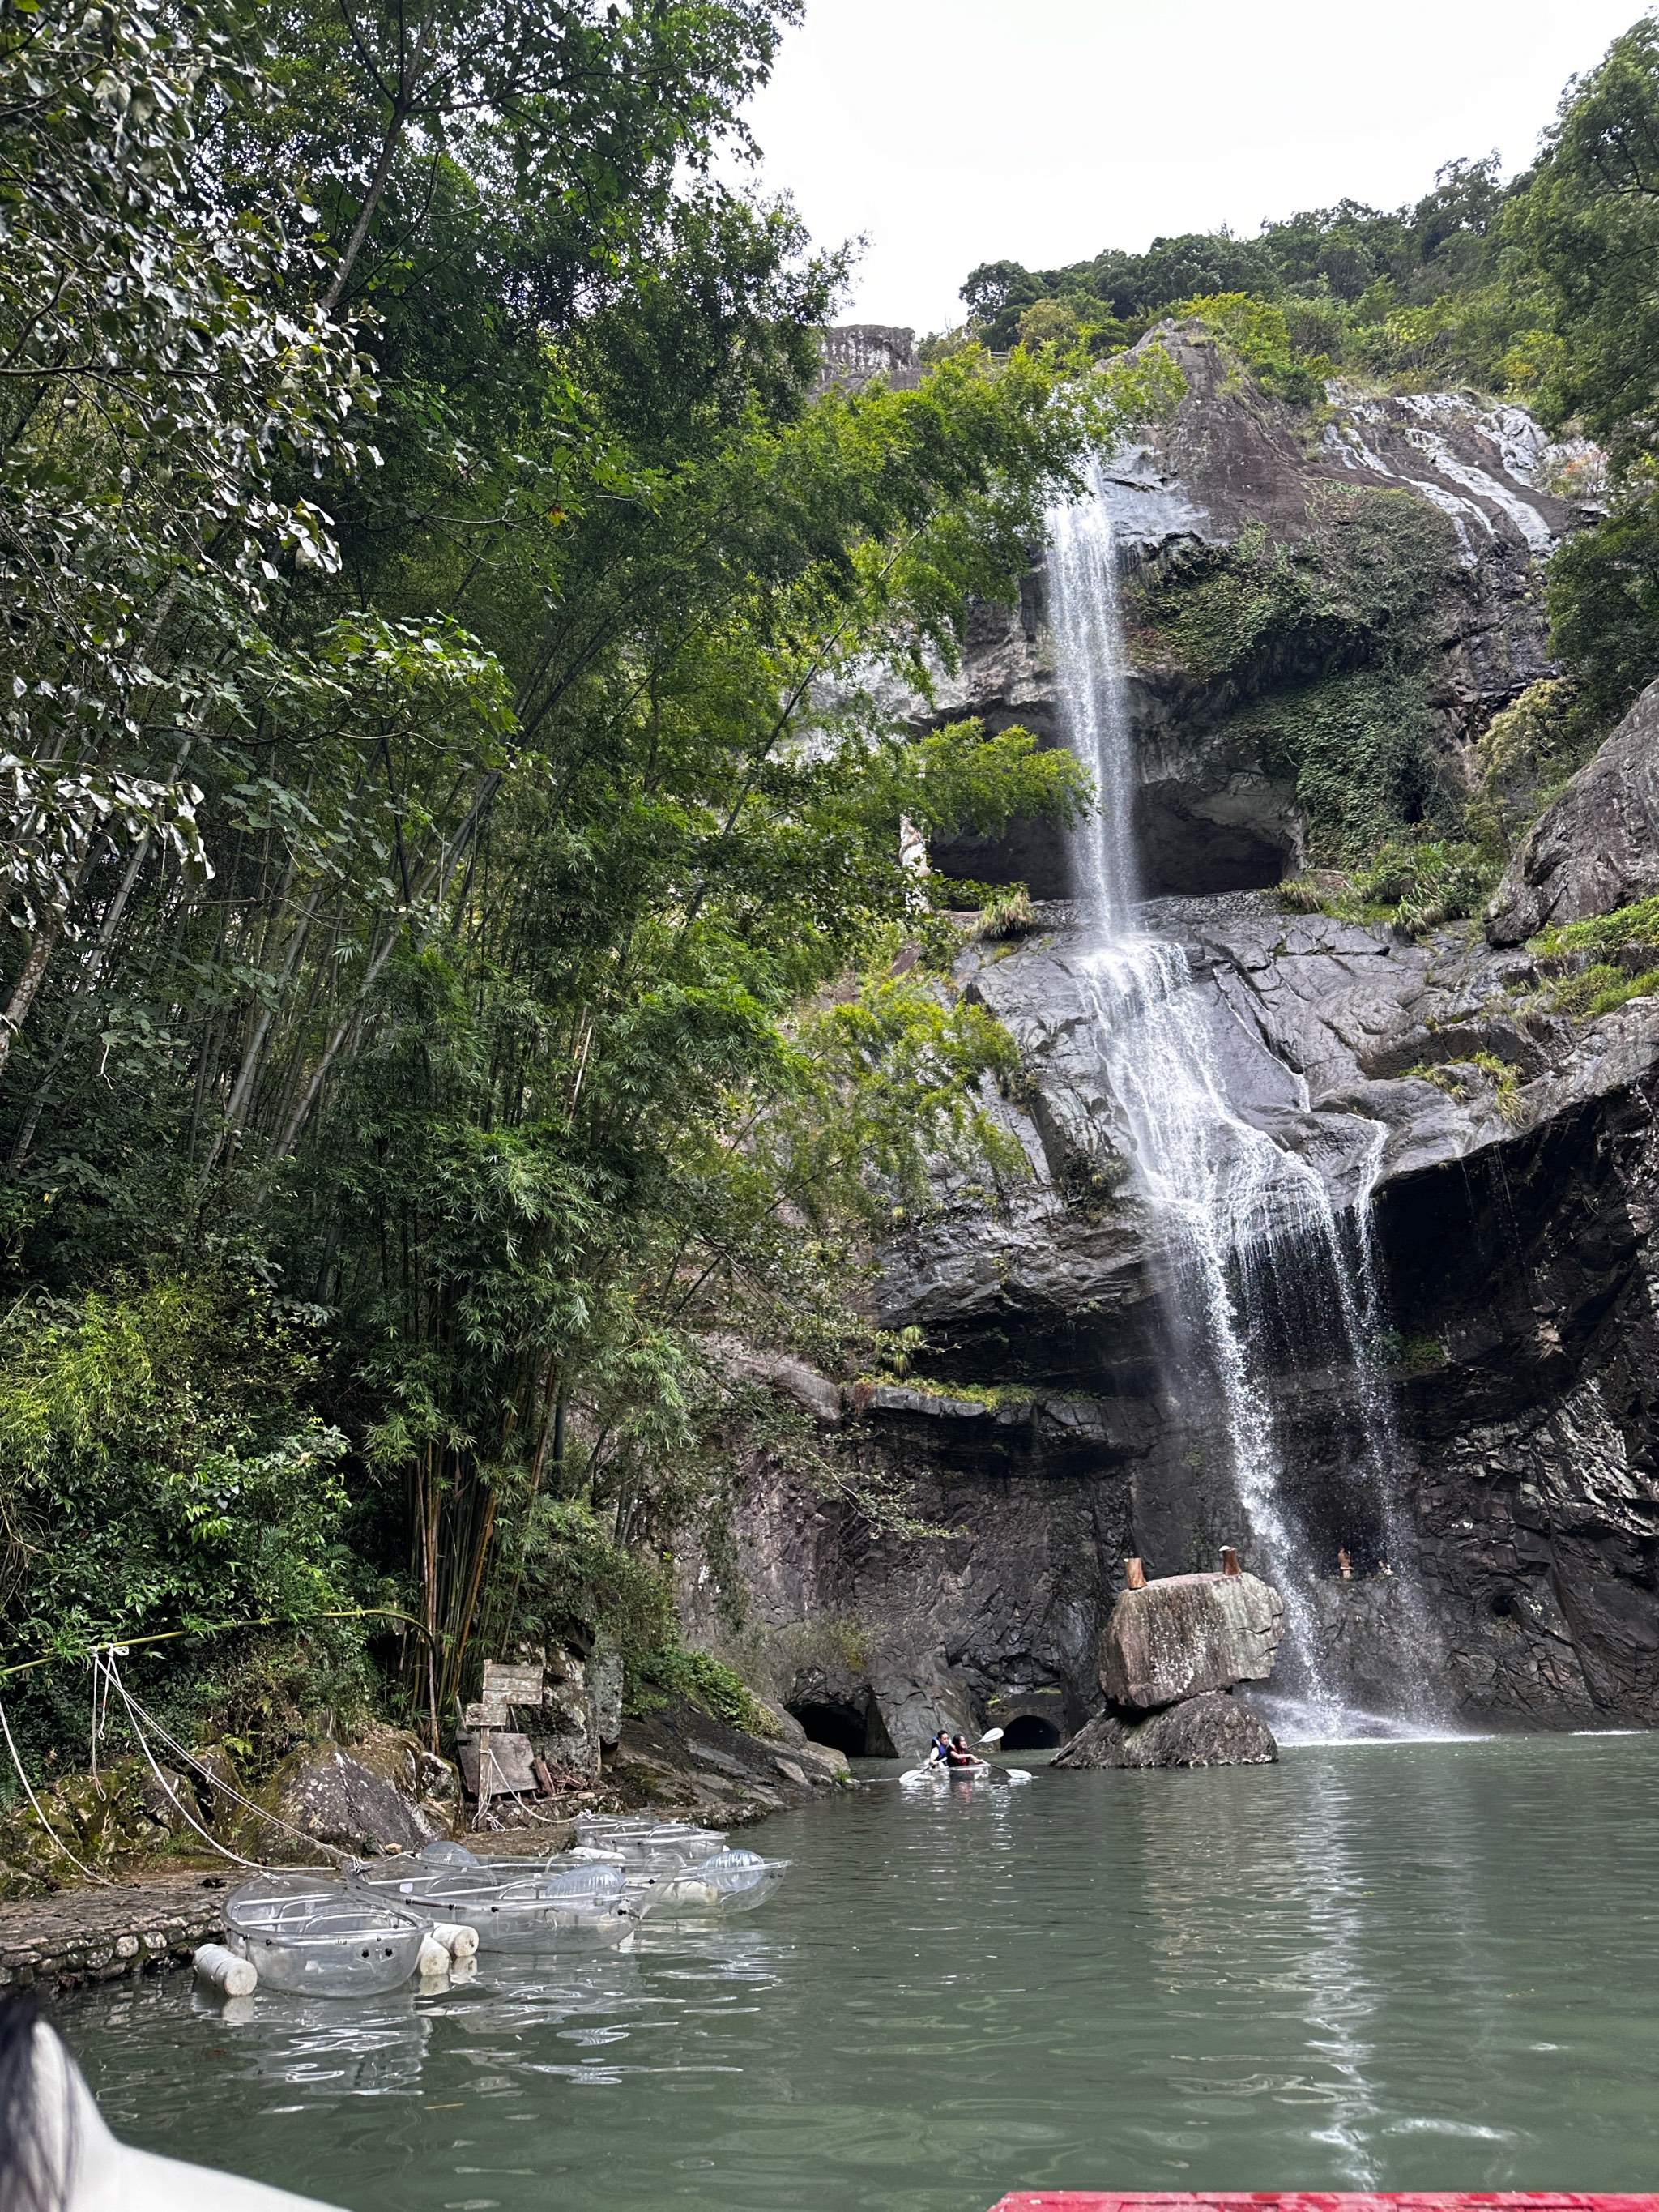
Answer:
xmin=735 ymin=1 xmax=1649 ymax=335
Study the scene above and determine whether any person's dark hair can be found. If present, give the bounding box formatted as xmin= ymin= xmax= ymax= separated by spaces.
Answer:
xmin=0 ymin=1995 xmax=73 ymax=2212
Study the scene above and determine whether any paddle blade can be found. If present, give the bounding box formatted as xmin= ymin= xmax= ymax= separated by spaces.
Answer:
xmin=978 ymin=1727 xmax=1004 ymax=1745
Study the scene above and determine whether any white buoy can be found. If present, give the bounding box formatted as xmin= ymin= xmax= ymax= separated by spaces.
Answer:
xmin=416 ymin=1933 xmax=451 ymax=1979
xmin=193 ymin=1943 xmax=257 ymax=1999
xmin=429 ymin=1921 xmax=479 ymax=1961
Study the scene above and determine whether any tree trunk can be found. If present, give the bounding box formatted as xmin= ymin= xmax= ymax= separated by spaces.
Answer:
xmin=0 ymin=915 xmax=60 ymax=1084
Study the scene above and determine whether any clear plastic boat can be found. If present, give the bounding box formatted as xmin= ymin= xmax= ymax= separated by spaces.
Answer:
xmin=633 ymin=1847 xmax=789 ymax=1918
xmin=420 ymin=1838 xmax=483 ymax=1867
xmin=899 ymin=1761 xmax=1032 ymax=1788
xmin=353 ymin=1845 xmax=554 ymax=1898
xmin=225 ymin=1873 xmax=429 ymax=1996
xmin=569 ymin=1817 xmax=727 ymax=1865
xmin=412 ymin=1863 xmax=638 ymax=1952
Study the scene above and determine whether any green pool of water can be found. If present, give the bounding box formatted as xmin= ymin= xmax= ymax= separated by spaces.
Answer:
xmin=53 ymin=1734 xmax=1659 ymax=2211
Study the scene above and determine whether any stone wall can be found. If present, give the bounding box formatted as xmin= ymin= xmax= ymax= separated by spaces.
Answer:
xmin=0 ymin=1878 xmax=228 ymax=1994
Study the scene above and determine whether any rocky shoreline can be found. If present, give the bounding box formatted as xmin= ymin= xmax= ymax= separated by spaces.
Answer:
xmin=0 ymin=1699 xmax=851 ymax=1990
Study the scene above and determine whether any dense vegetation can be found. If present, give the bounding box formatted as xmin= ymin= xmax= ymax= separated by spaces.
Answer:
xmin=0 ymin=0 xmax=1175 ymax=1775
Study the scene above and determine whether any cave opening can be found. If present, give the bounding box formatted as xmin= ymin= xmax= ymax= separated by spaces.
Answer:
xmin=999 ymin=1713 xmax=1064 ymax=1751
xmin=1140 ymin=794 xmax=1291 ymax=897
xmin=788 ymin=1699 xmax=874 ymax=1758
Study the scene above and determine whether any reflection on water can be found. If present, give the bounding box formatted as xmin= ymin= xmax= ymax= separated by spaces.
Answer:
xmin=57 ymin=1736 xmax=1659 ymax=2212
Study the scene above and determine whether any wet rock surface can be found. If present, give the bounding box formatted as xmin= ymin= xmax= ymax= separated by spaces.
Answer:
xmin=604 ymin=1704 xmax=850 ymax=1823
xmin=1055 ymin=1690 xmax=1278 ymax=1769
xmin=1487 ymin=677 xmax=1659 ymax=944
xmin=1100 ymin=1572 xmax=1284 ymax=1708
xmin=704 ymin=890 xmax=1659 ymax=1746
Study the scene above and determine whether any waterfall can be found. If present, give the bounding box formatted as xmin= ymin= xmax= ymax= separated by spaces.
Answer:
xmin=1047 ymin=459 xmax=1441 ymax=1737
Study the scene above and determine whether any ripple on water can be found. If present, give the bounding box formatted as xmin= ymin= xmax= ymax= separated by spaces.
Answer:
xmin=53 ymin=1733 xmax=1659 ymax=2212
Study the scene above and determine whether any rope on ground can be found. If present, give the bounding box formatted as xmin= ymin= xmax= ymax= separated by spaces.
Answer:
xmin=0 ymin=1689 xmax=113 ymax=1888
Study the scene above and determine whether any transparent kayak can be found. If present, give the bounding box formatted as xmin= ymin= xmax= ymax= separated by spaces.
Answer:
xmin=633 ymin=1847 xmax=789 ymax=1919
xmin=899 ymin=1762 xmax=1033 ymax=1787
xmin=353 ymin=1845 xmax=569 ymax=1898
xmin=225 ymin=1873 xmax=428 ymax=1996
xmin=570 ymin=1817 xmax=727 ymax=1864
xmin=411 ymin=1862 xmax=638 ymax=1952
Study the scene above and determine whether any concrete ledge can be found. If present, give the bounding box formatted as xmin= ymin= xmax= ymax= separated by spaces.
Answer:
xmin=0 ymin=1877 xmax=228 ymax=1993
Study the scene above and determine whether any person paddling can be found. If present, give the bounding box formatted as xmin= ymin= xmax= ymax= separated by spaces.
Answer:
xmin=945 ymin=1732 xmax=982 ymax=1769
xmin=926 ymin=1729 xmax=952 ymax=1767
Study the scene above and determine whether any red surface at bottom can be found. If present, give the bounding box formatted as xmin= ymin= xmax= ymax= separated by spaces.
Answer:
xmin=988 ymin=2197 xmax=1659 ymax=2212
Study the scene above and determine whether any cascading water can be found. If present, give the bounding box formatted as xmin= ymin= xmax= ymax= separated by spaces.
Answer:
xmin=1047 ymin=458 xmax=1442 ymax=1738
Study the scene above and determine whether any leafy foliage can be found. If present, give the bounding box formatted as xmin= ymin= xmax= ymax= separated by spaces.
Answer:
xmin=627 ymin=1644 xmax=779 ymax=1736
xmin=0 ymin=0 xmax=1176 ymax=1755
xmin=955 ymin=156 xmax=1532 ymax=384
xmin=0 ymin=1270 xmax=353 ymax=1659
xmin=1129 ymin=489 xmax=1461 ymax=865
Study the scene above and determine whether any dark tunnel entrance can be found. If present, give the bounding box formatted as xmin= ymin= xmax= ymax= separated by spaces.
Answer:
xmin=999 ymin=1713 xmax=1063 ymax=1751
xmin=788 ymin=1697 xmax=892 ymax=1759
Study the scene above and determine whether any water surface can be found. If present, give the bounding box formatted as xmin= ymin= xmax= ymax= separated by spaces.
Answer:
xmin=57 ymin=1735 xmax=1659 ymax=2212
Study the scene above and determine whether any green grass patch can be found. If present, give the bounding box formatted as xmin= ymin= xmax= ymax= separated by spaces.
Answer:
xmin=1379 ymin=1330 xmax=1447 ymax=1376
xmin=1282 ymin=837 xmax=1497 ymax=937
xmin=1531 ymin=892 xmax=1659 ymax=959
xmin=1540 ymin=961 xmax=1659 ymax=1019
xmin=626 ymin=1645 xmax=781 ymax=1739
xmin=1403 ymin=1049 xmax=1525 ymax=1124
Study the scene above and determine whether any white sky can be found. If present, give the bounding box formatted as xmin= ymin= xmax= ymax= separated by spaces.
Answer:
xmin=736 ymin=0 xmax=1648 ymax=335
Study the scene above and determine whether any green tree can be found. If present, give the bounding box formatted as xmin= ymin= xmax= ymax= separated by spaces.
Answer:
xmin=1514 ymin=16 xmax=1659 ymax=459
xmin=0 ymin=0 xmax=1182 ymax=1751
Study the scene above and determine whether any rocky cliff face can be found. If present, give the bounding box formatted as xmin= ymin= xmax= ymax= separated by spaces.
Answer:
xmin=1486 ymin=677 xmax=1659 ymax=942
xmin=704 ymin=335 xmax=1656 ymax=1758
xmin=923 ymin=329 xmax=1597 ymax=899
xmin=711 ymin=893 xmax=1659 ymax=1751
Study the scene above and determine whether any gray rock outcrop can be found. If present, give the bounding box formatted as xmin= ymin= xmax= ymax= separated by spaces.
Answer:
xmin=1099 ymin=1571 xmax=1284 ymax=1707
xmin=908 ymin=330 xmax=1593 ymax=899
xmin=1055 ymin=1690 xmax=1277 ymax=1770
xmin=1052 ymin=1566 xmax=1282 ymax=1770
xmin=1486 ymin=679 xmax=1659 ymax=944
xmin=250 ymin=1732 xmax=457 ymax=1858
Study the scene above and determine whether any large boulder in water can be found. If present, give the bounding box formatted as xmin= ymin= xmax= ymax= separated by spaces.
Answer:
xmin=1100 ymin=1570 xmax=1284 ymax=1709
xmin=1055 ymin=1689 xmax=1277 ymax=1769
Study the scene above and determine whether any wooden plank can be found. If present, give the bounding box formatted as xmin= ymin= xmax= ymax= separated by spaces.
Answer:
xmin=481 ymin=1660 xmax=545 ymax=1708
xmin=454 ymin=1729 xmax=537 ymax=1796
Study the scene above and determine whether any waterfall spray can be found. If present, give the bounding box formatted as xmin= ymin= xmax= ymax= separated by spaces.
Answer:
xmin=1047 ymin=459 xmax=1441 ymax=1736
